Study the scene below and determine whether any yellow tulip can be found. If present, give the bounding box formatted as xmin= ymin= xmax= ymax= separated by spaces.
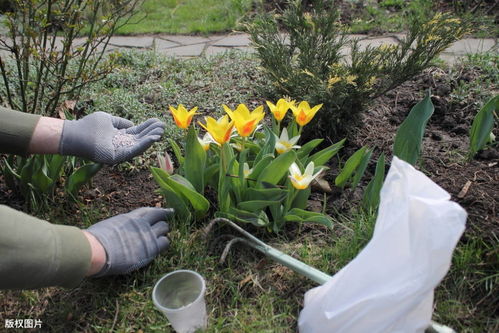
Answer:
xmin=169 ymin=104 xmax=198 ymax=129
xmin=223 ymin=104 xmax=265 ymax=137
xmin=291 ymin=101 xmax=323 ymax=127
xmin=198 ymin=115 xmax=234 ymax=146
xmin=266 ymin=98 xmax=293 ymax=121
xmin=288 ymin=162 xmax=324 ymax=190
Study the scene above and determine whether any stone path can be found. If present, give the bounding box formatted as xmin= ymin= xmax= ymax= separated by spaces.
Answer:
xmin=106 ymin=33 xmax=497 ymax=64
xmin=1 ymin=33 xmax=497 ymax=64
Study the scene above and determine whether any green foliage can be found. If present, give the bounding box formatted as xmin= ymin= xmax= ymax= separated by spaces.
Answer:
xmin=248 ymin=0 xmax=469 ymax=140
xmin=393 ymin=90 xmax=435 ymax=165
xmin=362 ymin=153 xmax=386 ymax=212
xmin=0 ymin=0 xmax=142 ymax=117
xmin=151 ymin=110 xmax=342 ymax=232
xmin=1 ymin=155 xmax=101 ymax=212
xmin=335 ymin=146 xmax=371 ymax=188
xmin=468 ymin=94 xmax=498 ymax=158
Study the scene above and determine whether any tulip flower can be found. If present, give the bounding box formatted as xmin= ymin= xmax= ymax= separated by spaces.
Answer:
xmin=198 ymin=115 xmax=234 ymax=146
xmin=275 ymin=128 xmax=301 ymax=154
xmin=169 ymin=104 xmax=198 ymax=129
xmin=288 ymin=162 xmax=324 ymax=190
xmin=197 ymin=133 xmax=212 ymax=151
xmin=291 ymin=101 xmax=323 ymax=127
xmin=266 ymin=98 xmax=293 ymax=122
xmin=157 ymin=152 xmax=174 ymax=175
xmin=223 ymin=104 xmax=265 ymax=137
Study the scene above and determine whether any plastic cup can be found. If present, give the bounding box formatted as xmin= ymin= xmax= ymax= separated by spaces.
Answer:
xmin=152 ymin=270 xmax=207 ymax=333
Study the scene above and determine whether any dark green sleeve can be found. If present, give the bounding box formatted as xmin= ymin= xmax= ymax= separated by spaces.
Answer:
xmin=0 ymin=106 xmax=41 ymax=154
xmin=0 ymin=205 xmax=92 ymax=290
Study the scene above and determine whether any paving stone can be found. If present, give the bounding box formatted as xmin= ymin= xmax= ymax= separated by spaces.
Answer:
xmin=154 ymin=38 xmax=179 ymax=50
xmin=356 ymin=37 xmax=399 ymax=51
xmin=438 ymin=52 xmax=460 ymax=65
xmin=444 ymin=38 xmax=496 ymax=55
xmin=159 ymin=35 xmax=210 ymax=45
xmin=204 ymin=46 xmax=231 ymax=57
xmin=108 ymin=36 xmax=155 ymax=48
xmin=211 ymin=33 xmax=251 ymax=47
xmin=345 ymin=34 xmax=369 ymax=41
xmin=161 ymin=44 xmax=205 ymax=57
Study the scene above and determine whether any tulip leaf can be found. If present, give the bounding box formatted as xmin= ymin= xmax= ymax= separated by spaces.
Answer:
xmin=297 ymin=138 xmax=324 ymax=160
xmin=292 ymin=187 xmax=311 ymax=210
xmin=307 ymin=138 xmax=345 ymax=166
xmin=248 ymin=154 xmax=273 ymax=180
xmin=350 ymin=148 xmax=372 ymax=189
xmin=47 ymin=154 xmax=66 ymax=181
xmin=469 ymin=94 xmax=498 ymax=158
xmin=169 ymin=174 xmax=210 ymax=218
xmin=362 ymin=153 xmax=386 ymax=212
xmin=184 ymin=126 xmax=206 ymax=193
xmin=393 ymin=90 xmax=434 ymax=165
xmin=226 ymin=207 xmax=270 ymax=227
xmin=257 ymin=150 xmax=296 ymax=186
xmin=254 ymin=126 xmax=276 ymax=164
xmin=31 ymin=166 xmax=53 ymax=193
xmin=151 ymin=168 xmax=191 ymax=220
xmin=168 ymin=139 xmax=184 ymax=166
xmin=335 ymin=146 xmax=368 ymax=188
xmin=284 ymin=208 xmax=332 ymax=228
xmin=245 ymin=187 xmax=288 ymax=202
xmin=66 ymin=163 xmax=103 ymax=196
xmin=238 ymin=200 xmax=280 ymax=212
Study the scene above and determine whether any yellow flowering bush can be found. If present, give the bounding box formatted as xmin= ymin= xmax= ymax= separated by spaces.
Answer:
xmin=151 ymin=99 xmax=345 ymax=232
xmin=248 ymin=0 xmax=470 ymax=140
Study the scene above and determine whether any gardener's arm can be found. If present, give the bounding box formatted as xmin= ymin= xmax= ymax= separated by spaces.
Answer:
xmin=0 ymin=107 xmax=165 ymax=162
xmin=0 ymin=205 xmax=173 ymax=289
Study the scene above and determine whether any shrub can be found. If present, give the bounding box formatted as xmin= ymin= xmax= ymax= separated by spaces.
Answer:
xmin=248 ymin=0 xmax=469 ymax=141
xmin=0 ymin=0 xmax=142 ymax=117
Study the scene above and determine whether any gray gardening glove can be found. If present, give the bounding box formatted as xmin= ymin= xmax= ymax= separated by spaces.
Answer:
xmin=87 ymin=207 xmax=174 ymax=277
xmin=59 ymin=111 xmax=165 ymax=164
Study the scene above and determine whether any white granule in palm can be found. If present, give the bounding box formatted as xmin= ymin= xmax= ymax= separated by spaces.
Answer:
xmin=112 ymin=133 xmax=136 ymax=148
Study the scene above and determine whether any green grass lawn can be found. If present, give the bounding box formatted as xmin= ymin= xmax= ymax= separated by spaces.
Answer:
xmin=116 ymin=0 xmax=253 ymax=35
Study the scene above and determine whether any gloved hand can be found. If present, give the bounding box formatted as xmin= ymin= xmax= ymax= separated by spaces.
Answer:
xmin=59 ymin=111 xmax=165 ymax=164
xmin=86 ymin=207 xmax=174 ymax=277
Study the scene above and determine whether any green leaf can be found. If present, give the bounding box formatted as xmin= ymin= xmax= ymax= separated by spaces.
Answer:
xmin=184 ymin=126 xmax=206 ymax=193
xmin=362 ymin=153 xmax=386 ymax=212
xmin=254 ymin=126 xmax=276 ymax=164
xmin=297 ymin=138 xmax=323 ymax=160
xmin=350 ymin=148 xmax=372 ymax=189
xmin=284 ymin=208 xmax=333 ymax=228
xmin=204 ymin=163 xmax=219 ymax=188
xmin=245 ymin=187 xmax=288 ymax=202
xmin=47 ymin=154 xmax=66 ymax=181
xmin=291 ymin=187 xmax=311 ymax=210
xmin=66 ymin=163 xmax=102 ymax=196
xmin=257 ymin=150 xmax=296 ymax=185
xmin=307 ymin=138 xmax=345 ymax=166
xmin=226 ymin=207 xmax=270 ymax=227
xmin=31 ymin=166 xmax=53 ymax=193
xmin=238 ymin=200 xmax=281 ymax=212
xmin=151 ymin=169 xmax=191 ymax=220
xmin=248 ymin=154 xmax=273 ymax=180
xmin=169 ymin=174 xmax=210 ymax=218
xmin=335 ymin=146 xmax=368 ymax=188
xmin=469 ymin=95 xmax=498 ymax=158
xmin=151 ymin=167 xmax=209 ymax=219
xmin=393 ymin=91 xmax=434 ymax=165
xmin=168 ymin=139 xmax=184 ymax=165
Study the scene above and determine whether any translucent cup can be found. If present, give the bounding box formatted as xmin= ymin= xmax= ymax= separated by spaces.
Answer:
xmin=152 ymin=270 xmax=207 ymax=333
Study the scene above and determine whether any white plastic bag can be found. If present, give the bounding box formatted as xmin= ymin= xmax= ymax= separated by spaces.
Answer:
xmin=298 ymin=157 xmax=467 ymax=333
